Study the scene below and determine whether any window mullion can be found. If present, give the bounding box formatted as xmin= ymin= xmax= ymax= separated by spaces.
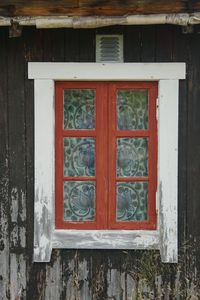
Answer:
xmin=95 ymin=83 xmax=109 ymax=229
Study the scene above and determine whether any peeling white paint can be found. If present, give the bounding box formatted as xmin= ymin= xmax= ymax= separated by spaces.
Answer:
xmin=107 ymin=269 xmax=123 ymax=299
xmin=52 ymin=230 xmax=159 ymax=249
xmin=11 ymin=187 xmax=19 ymax=223
xmin=0 ymin=181 xmax=9 ymax=300
xmin=19 ymin=191 xmax=26 ymax=222
xmin=158 ymin=80 xmax=179 ymax=263
xmin=45 ymin=251 xmax=62 ymax=300
xmin=10 ymin=254 xmax=26 ymax=300
xmin=63 ymin=258 xmax=91 ymax=300
xmin=19 ymin=227 xmax=26 ymax=248
xmin=10 ymin=225 xmax=18 ymax=248
xmin=33 ymin=79 xmax=54 ymax=262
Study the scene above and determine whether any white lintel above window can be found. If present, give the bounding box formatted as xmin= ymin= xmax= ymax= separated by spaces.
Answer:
xmin=28 ymin=62 xmax=186 ymax=263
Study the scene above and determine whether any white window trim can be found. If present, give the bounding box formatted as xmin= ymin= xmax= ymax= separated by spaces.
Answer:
xmin=28 ymin=62 xmax=186 ymax=263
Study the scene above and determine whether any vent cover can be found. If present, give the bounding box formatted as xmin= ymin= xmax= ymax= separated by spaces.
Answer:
xmin=96 ymin=35 xmax=123 ymax=63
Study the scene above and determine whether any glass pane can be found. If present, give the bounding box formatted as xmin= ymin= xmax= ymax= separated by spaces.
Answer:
xmin=64 ymin=89 xmax=95 ymax=129
xmin=64 ymin=181 xmax=95 ymax=221
xmin=64 ymin=137 xmax=95 ymax=177
xmin=117 ymin=89 xmax=148 ymax=130
xmin=117 ymin=138 xmax=148 ymax=177
xmin=116 ymin=182 xmax=148 ymax=221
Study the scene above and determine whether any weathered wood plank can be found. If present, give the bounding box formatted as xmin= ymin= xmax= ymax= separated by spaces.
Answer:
xmin=107 ymin=269 xmax=124 ymax=299
xmin=10 ymin=254 xmax=26 ymax=300
xmin=155 ymin=27 xmax=179 ymax=264
xmin=1 ymin=0 xmax=200 ymax=17
xmin=187 ymin=31 xmax=200 ymax=238
xmin=52 ymin=230 xmax=159 ymax=249
xmin=7 ymin=33 xmax=26 ymax=250
xmin=156 ymin=25 xmax=174 ymax=62
xmin=23 ymin=27 xmax=43 ymax=264
xmin=26 ymin=263 xmax=46 ymax=300
xmin=172 ymin=26 xmax=188 ymax=248
xmin=187 ymin=29 xmax=200 ymax=280
xmin=79 ymin=29 xmax=95 ymax=62
xmin=7 ymin=33 xmax=27 ymax=299
xmin=42 ymin=27 xmax=66 ymax=299
xmin=60 ymin=251 xmax=92 ymax=300
xmin=158 ymin=79 xmax=179 ymax=263
xmin=65 ymin=28 xmax=80 ymax=62
xmin=43 ymin=29 xmax=66 ymax=62
xmin=34 ymin=79 xmax=54 ymax=262
xmin=0 ymin=28 xmax=9 ymax=300
xmin=44 ymin=251 xmax=63 ymax=300
xmin=124 ymin=26 xmax=141 ymax=63
xmin=140 ymin=26 xmax=156 ymax=62
xmin=23 ymin=30 xmax=51 ymax=300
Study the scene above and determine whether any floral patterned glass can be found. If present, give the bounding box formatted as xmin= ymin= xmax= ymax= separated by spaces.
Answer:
xmin=64 ymin=137 xmax=95 ymax=177
xmin=64 ymin=89 xmax=95 ymax=129
xmin=116 ymin=182 xmax=148 ymax=221
xmin=117 ymin=89 xmax=148 ymax=130
xmin=117 ymin=138 xmax=148 ymax=177
xmin=64 ymin=181 xmax=95 ymax=221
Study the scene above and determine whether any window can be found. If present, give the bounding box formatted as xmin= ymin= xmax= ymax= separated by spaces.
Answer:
xmin=28 ymin=62 xmax=185 ymax=263
xmin=55 ymin=82 xmax=157 ymax=230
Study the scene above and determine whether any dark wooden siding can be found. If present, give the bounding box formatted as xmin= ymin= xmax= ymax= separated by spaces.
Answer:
xmin=0 ymin=25 xmax=200 ymax=299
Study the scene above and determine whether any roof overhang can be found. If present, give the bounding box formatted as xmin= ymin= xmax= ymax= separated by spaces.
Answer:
xmin=0 ymin=0 xmax=200 ymax=17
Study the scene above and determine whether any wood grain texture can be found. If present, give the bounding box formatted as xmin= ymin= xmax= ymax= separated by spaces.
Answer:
xmin=0 ymin=0 xmax=200 ymax=17
xmin=158 ymin=80 xmax=179 ymax=263
xmin=124 ymin=26 xmax=141 ymax=62
xmin=7 ymin=32 xmax=27 ymax=300
xmin=187 ymin=30 xmax=200 ymax=282
xmin=140 ymin=26 xmax=156 ymax=62
xmin=0 ymin=28 xmax=9 ymax=300
xmin=172 ymin=26 xmax=188 ymax=249
xmin=34 ymin=79 xmax=54 ymax=262
xmin=52 ymin=230 xmax=159 ymax=249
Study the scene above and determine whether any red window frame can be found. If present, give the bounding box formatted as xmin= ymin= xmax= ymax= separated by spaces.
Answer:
xmin=55 ymin=81 xmax=157 ymax=230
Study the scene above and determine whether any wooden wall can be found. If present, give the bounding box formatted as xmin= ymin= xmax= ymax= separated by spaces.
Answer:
xmin=0 ymin=25 xmax=200 ymax=299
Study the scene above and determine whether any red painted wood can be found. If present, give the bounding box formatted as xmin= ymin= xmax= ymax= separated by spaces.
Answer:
xmin=63 ymin=176 xmax=96 ymax=181
xmin=55 ymin=81 xmax=108 ymax=229
xmin=108 ymin=82 xmax=157 ymax=230
xmin=116 ymin=177 xmax=149 ymax=182
xmin=55 ymin=81 xmax=157 ymax=230
xmin=62 ymin=130 xmax=96 ymax=137
xmin=115 ymin=130 xmax=150 ymax=137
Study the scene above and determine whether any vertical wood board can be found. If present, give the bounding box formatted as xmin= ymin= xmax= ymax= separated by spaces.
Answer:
xmin=34 ymin=79 xmax=54 ymax=262
xmin=7 ymin=34 xmax=27 ymax=299
xmin=0 ymin=28 xmax=9 ymax=300
xmin=158 ymin=79 xmax=179 ymax=263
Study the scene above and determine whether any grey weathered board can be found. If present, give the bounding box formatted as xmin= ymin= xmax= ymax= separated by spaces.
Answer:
xmin=0 ymin=25 xmax=200 ymax=299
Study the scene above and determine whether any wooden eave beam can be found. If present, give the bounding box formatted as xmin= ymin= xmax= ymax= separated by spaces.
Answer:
xmin=0 ymin=1 xmax=200 ymax=17
xmin=1 ymin=13 xmax=200 ymax=29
